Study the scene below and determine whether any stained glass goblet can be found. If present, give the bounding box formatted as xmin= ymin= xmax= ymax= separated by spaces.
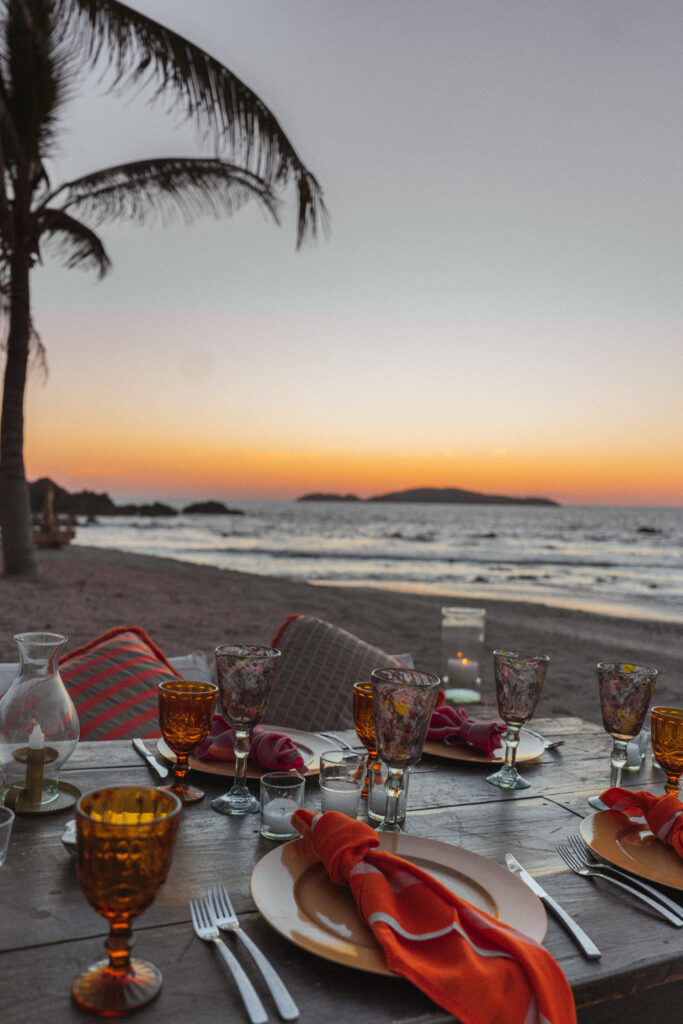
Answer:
xmin=72 ymin=786 xmax=181 ymax=1016
xmin=158 ymin=680 xmax=218 ymax=803
xmin=650 ymin=706 xmax=682 ymax=797
xmin=589 ymin=662 xmax=658 ymax=809
xmin=370 ymin=667 xmax=440 ymax=833
xmin=486 ymin=649 xmax=549 ymax=791
xmin=211 ymin=645 xmax=281 ymax=815
xmin=353 ymin=681 xmax=379 ymax=799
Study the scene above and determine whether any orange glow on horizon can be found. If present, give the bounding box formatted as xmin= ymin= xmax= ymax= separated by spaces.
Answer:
xmin=25 ymin=433 xmax=683 ymax=506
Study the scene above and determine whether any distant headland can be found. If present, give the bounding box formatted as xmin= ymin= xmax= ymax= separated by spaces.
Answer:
xmin=28 ymin=479 xmax=244 ymax=517
xmin=298 ymin=486 xmax=559 ymax=507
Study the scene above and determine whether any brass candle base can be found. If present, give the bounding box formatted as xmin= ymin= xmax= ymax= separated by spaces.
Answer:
xmin=8 ymin=746 xmax=59 ymax=807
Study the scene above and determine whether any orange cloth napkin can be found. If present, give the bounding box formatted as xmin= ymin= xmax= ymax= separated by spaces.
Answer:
xmin=600 ymin=787 xmax=683 ymax=859
xmin=427 ymin=705 xmax=505 ymax=756
xmin=291 ymin=809 xmax=576 ymax=1024
xmin=195 ymin=716 xmax=306 ymax=773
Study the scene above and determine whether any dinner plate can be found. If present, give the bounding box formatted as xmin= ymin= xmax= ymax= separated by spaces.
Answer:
xmin=250 ymin=833 xmax=548 ymax=975
xmin=157 ymin=727 xmax=330 ymax=779
xmin=580 ymin=810 xmax=683 ymax=892
xmin=422 ymin=727 xmax=545 ymax=765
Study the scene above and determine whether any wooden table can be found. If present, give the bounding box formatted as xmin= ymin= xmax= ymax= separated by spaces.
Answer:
xmin=1 ymin=717 xmax=681 ymax=1024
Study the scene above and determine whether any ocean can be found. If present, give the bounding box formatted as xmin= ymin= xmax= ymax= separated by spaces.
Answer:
xmin=72 ymin=501 xmax=683 ymax=623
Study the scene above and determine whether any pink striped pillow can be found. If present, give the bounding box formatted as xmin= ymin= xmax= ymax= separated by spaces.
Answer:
xmin=264 ymin=615 xmax=403 ymax=732
xmin=61 ymin=627 xmax=181 ymax=740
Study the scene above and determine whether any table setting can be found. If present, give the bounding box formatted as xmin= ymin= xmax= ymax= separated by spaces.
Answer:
xmin=0 ymin=621 xmax=682 ymax=1024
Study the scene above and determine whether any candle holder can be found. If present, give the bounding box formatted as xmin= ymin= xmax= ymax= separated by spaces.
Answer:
xmin=259 ymin=772 xmax=305 ymax=840
xmin=441 ymin=607 xmax=486 ymax=704
xmin=0 ymin=632 xmax=80 ymax=811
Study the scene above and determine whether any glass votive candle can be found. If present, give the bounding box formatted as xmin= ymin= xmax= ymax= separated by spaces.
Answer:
xmin=367 ymin=761 xmax=410 ymax=826
xmin=319 ymin=750 xmax=368 ymax=818
xmin=0 ymin=806 xmax=15 ymax=866
xmin=259 ymin=772 xmax=305 ymax=840
xmin=441 ymin=606 xmax=486 ymax=704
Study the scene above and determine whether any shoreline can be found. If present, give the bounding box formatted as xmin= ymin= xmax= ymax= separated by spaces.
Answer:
xmin=0 ymin=544 xmax=680 ymax=727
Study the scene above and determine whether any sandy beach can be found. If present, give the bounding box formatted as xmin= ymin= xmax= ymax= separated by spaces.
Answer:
xmin=0 ymin=544 xmax=679 ymax=726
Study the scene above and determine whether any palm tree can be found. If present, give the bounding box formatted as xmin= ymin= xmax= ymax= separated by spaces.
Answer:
xmin=0 ymin=0 xmax=326 ymax=574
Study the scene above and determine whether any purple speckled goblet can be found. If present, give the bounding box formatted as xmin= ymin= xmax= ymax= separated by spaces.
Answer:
xmin=597 ymin=662 xmax=657 ymax=793
xmin=211 ymin=645 xmax=281 ymax=815
xmin=486 ymin=650 xmax=549 ymax=791
xmin=370 ymin=668 xmax=440 ymax=832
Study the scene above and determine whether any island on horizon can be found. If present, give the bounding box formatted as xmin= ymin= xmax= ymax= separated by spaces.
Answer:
xmin=298 ymin=486 xmax=559 ymax=506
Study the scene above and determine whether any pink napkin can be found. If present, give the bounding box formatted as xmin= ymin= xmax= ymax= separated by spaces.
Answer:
xmin=195 ymin=715 xmax=306 ymax=773
xmin=427 ymin=706 xmax=506 ymax=757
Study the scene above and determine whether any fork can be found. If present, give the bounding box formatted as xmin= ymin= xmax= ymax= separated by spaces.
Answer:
xmin=208 ymin=885 xmax=299 ymax=1020
xmin=556 ymin=845 xmax=683 ymax=927
xmin=190 ymin=898 xmax=268 ymax=1023
xmin=567 ymin=834 xmax=683 ymax=922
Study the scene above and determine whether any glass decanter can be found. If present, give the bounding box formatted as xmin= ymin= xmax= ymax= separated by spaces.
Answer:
xmin=0 ymin=632 xmax=79 ymax=809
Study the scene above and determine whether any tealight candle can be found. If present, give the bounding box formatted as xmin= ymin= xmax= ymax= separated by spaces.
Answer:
xmin=259 ymin=771 xmax=306 ymax=840
xmin=261 ymin=797 xmax=299 ymax=835
xmin=447 ymin=657 xmax=480 ymax=686
xmin=320 ymin=779 xmax=362 ymax=818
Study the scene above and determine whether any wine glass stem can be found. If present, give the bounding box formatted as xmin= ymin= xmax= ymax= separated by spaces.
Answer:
xmin=173 ymin=753 xmax=189 ymax=788
xmin=383 ymin=767 xmax=404 ymax=830
xmin=609 ymin=738 xmax=628 ymax=787
xmin=232 ymin=729 xmax=250 ymax=793
xmin=503 ymin=723 xmax=521 ymax=773
xmin=665 ymin=772 xmax=680 ymax=797
xmin=106 ymin=920 xmax=133 ymax=973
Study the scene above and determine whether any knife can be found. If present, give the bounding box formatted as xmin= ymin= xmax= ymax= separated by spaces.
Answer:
xmin=505 ymin=853 xmax=601 ymax=959
xmin=132 ymin=738 xmax=169 ymax=778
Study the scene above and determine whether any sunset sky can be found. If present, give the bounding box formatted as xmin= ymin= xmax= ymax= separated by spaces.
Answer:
xmin=23 ymin=0 xmax=683 ymax=506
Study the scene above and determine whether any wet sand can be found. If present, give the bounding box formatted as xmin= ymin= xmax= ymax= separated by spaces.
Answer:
xmin=0 ymin=544 xmax=679 ymax=725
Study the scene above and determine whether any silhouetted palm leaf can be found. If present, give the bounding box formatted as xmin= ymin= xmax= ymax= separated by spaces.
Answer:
xmin=49 ymin=156 xmax=279 ymax=229
xmin=36 ymin=207 xmax=111 ymax=276
xmin=56 ymin=0 xmax=327 ymax=245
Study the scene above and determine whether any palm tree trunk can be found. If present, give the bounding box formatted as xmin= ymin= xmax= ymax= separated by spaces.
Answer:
xmin=0 ymin=245 xmax=37 ymax=575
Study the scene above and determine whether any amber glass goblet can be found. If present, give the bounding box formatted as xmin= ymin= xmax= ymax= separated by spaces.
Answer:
xmin=72 ymin=786 xmax=181 ymax=1016
xmin=651 ymin=706 xmax=683 ymax=797
xmin=370 ymin=668 xmax=440 ymax=833
xmin=158 ymin=680 xmax=218 ymax=803
xmin=353 ymin=681 xmax=379 ymax=799
xmin=211 ymin=645 xmax=281 ymax=815
xmin=589 ymin=662 xmax=658 ymax=810
xmin=486 ymin=650 xmax=549 ymax=791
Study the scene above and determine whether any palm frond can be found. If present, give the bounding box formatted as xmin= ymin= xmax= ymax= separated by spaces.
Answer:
xmin=2 ymin=0 xmax=73 ymax=175
xmin=36 ymin=206 xmax=111 ymax=277
xmin=54 ymin=0 xmax=327 ymax=245
xmin=47 ymin=156 xmax=279 ymax=230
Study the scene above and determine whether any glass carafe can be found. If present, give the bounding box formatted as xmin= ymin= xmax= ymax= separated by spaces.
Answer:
xmin=0 ymin=632 xmax=79 ymax=808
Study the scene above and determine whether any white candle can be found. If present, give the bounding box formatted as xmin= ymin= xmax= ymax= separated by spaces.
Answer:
xmin=29 ymin=724 xmax=45 ymax=750
xmin=447 ymin=657 xmax=480 ymax=686
xmin=320 ymin=779 xmax=362 ymax=818
xmin=261 ymin=797 xmax=299 ymax=835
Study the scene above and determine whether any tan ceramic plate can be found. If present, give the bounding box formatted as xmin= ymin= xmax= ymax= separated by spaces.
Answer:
xmin=250 ymin=833 xmax=547 ymax=975
xmin=157 ymin=727 xmax=329 ymax=779
xmin=580 ymin=811 xmax=683 ymax=891
xmin=422 ymin=727 xmax=544 ymax=765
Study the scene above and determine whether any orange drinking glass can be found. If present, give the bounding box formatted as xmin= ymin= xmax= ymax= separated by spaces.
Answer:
xmin=353 ymin=681 xmax=379 ymax=798
xmin=651 ymin=706 xmax=683 ymax=797
xmin=72 ymin=786 xmax=181 ymax=1016
xmin=158 ymin=680 xmax=218 ymax=803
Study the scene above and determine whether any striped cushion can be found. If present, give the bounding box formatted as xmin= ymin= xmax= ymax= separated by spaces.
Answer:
xmin=264 ymin=615 xmax=402 ymax=731
xmin=61 ymin=627 xmax=181 ymax=740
